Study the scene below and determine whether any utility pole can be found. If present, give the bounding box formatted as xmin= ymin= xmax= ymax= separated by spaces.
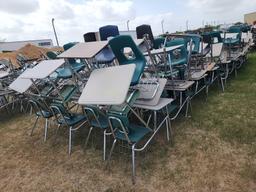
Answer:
xmin=161 ymin=19 xmax=165 ymax=34
xmin=127 ymin=20 xmax=130 ymax=31
xmin=52 ymin=18 xmax=59 ymax=47
xmin=186 ymin=20 xmax=189 ymax=31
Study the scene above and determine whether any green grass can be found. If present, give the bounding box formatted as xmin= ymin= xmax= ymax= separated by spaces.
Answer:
xmin=189 ymin=53 xmax=256 ymax=146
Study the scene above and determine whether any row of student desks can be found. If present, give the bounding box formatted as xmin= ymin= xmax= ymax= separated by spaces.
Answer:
xmin=7 ymin=38 xmax=224 ymax=132
xmin=6 ymin=33 xmax=253 ymax=133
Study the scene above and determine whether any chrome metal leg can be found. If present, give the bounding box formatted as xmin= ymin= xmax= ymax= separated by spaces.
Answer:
xmin=195 ymin=81 xmax=199 ymax=95
xmin=20 ymin=100 xmax=23 ymax=112
xmin=206 ymin=85 xmax=209 ymax=98
xmin=168 ymin=117 xmax=174 ymax=145
xmin=44 ymin=118 xmax=49 ymax=142
xmin=103 ymin=129 xmax=107 ymax=161
xmin=30 ymin=116 xmax=39 ymax=136
xmin=185 ymin=98 xmax=189 ymax=117
xmin=55 ymin=124 xmax=61 ymax=135
xmin=68 ymin=127 xmax=73 ymax=155
xmin=221 ymin=78 xmax=225 ymax=92
xmin=189 ymin=98 xmax=192 ymax=114
xmin=107 ymin=139 xmax=117 ymax=162
xmin=12 ymin=100 xmax=15 ymax=110
xmin=153 ymin=111 xmax=157 ymax=131
xmin=84 ymin=127 xmax=93 ymax=148
xmin=166 ymin=118 xmax=170 ymax=142
xmin=165 ymin=106 xmax=170 ymax=142
xmin=132 ymin=144 xmax=136 ymax=184
xmin=29 ymin=106 xmax=33 ymax=115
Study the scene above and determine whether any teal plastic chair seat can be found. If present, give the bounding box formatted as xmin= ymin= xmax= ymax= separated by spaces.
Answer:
xmin=90 ymin=114 xmax=109 ymax=129
xmin=115 ymin=124 xmax=150 ymax=143
xmin=50 ymin=103 xmax=87 ymax=155
xmin=71 ymin=62 xmax=85 ymax=72
xmin=56 ymin=63 xmax=85 ymax=79
xmin=59 ymin=114 xmax=87 ymax=126
xmin=56 ymin=67 xmax=72 ymax=79
xmin=36 ymin=110 xmax=52 ymax=118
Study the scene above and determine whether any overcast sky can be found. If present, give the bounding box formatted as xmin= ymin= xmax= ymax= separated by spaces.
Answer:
xmin=0 ymin=0 xmax=255 ymax=45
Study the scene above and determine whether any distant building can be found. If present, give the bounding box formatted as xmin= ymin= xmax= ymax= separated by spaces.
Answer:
xmin=0 ymin=39 xmax=53 ymax=52
xmin=244 ymin=12 xmax=256 ymax=25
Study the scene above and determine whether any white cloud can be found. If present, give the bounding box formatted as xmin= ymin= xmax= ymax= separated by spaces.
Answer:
xmin=81 ymin=0 xmax=135 ymax=21
xmin=0 ymin=0 xmax=136 ymax=44
xmin=130 ymin=12 xmax=173 ymax=34
xmin=0 ymin=0 xmax=39 ymax=14
xmin=0 ymin=0 xmax=254 ymax=46
xmin=188 ymin=0 xmax=256 ymax=22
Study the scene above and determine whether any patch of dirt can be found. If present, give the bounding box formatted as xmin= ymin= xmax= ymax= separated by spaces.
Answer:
xmin=0 ymin=44 xmax=63 ymax=68
xmin=0 ymin=114 xmax=255 ymax=192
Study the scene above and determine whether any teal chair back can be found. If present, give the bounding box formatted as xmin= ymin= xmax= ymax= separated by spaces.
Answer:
xmin=29 ymin=98 xmax=52 ymax=118
xmin=228 ymin=26 xmax=242 ymax=33
xmin=165 ymin=38 xmax=188 ymax=66
xmin=109 ymin=35 xmax=146 ymax=86
xmin=50 ymin=103 xmax=72 ymax=125
xmin=153 ymin=37 xmax=165 ymax=49
xmin=63 ymin=42 xmax=77 ymax=64
xmin=108 ymin=114 xmax=130 ymax=141
xmin=46 ymin=51 xmax=57 ymax=59
xmin=185 ymin=35 xmax=201 ymax=54
xmin=225 ymin=26 xmax=242 ymax=44
xmin=202 ymin=31 xmax=222 ymax=44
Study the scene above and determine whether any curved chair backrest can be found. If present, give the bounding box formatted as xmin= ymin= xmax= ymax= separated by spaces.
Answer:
xmin=29 ymin=99 xmax=42 ymax=114
xmin=29 ymin=98 xmax=51 ymax=117
xmin=153 ymin=37 xmax=165 ymax=49
xmin=185 ymin=35 xmax=201 ymax=54
xmin=83 ymin=32 xmax=97 ymax=42
xmin=165 ymin=38 xmax=188 ymax=65
xmin=99 ymin=25 xmax=119 ymax=41
xmin=227 ymin=26 xmax=242 ymax=42
xmin=136 ymin=24 xmax=154 ymax=43
xmin=50 ymin=103 xmax=72 ymax=125
xmin=107 ymin=90 xmax=140 ymax=143
xmin=228 ymin=26 xmax=242 ymax=33
xmin=109 ymin=35 xmax=146 ymax=86
xmin=108 ymin=115 xmax=131 ymax=142
xmin=202 ymin=31 xmax=222 ymax=44
xmin=63 ymin=42 xmax=77 ymax=51
xmin=46 ymin=51 xmax=57 ymax=59
xmin=239 ymin=24 xmax=250 ymax=33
